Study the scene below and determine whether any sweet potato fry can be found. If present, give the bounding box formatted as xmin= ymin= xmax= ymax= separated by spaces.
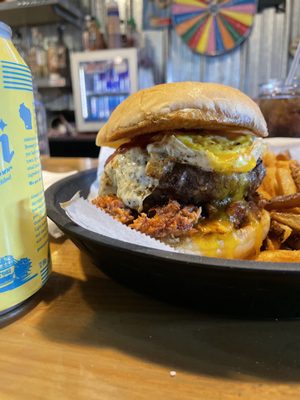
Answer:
xmin=255 ymin=250 xmax=300 ymax=263
xmin=271 ymin=212 xmax=300 ymax=233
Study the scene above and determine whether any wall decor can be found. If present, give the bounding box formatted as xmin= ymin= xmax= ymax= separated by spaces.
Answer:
xmin=172 ymin=0 xmax=257 ymax=56
xmin=143 ymin=0 xmax=172 ymax=30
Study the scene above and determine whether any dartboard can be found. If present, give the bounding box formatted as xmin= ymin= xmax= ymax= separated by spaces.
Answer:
xmin=172 ymin=0 xmax=257 ymax=56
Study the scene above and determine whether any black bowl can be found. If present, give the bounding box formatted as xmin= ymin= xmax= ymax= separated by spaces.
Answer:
xmin=45 ymin=169 xmax=300 ymax=318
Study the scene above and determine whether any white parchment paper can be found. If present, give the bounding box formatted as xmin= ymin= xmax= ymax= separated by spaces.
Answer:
xmin=62 ymin=195 xmax=176 ymax=252
xmin=43 ymin=170 xmax=77 ymax=238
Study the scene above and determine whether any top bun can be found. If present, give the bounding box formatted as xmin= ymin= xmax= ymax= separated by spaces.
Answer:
xmin=96 ymin=82 xmax=268 ymax=147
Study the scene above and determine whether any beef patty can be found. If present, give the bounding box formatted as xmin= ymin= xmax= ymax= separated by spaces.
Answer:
xmin=144 ymin=159 xmax=265 ymax=209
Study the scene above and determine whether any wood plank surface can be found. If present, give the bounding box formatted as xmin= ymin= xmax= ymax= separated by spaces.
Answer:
xmin=1 ymin=158 xmax=300 ymax=400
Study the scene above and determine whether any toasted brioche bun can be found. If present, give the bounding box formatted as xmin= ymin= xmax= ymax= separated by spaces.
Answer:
xmin=97 ymin=82 xmax=268 ymax=147
xmin=183 ymin=209 xmax=270 ymax=259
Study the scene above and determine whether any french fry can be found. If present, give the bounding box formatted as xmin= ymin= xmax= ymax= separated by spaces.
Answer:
xmin=276 ymin=160 xmax=291 ymax=168
xmin=290 ymin=160 xmax=300 ymax=191
xmin=271 ymin=212 xmax=300 ymax=233
xmin=262 ymin=151 xmax=276 ymax=167
xmin=270 ymin=220 xmax=293 ymax=244
xmin=256 ymin=151 xmax=300 ymax=260
xmin=255 ymin=250 xmax=300 ymax=263
xmin=286 ymin=235 xmax=300 ymax=250
xmin=276 ymin=151 xmax=291 ymax=161
xmin=265 ymin=237 xmax=281 ymax=251
xmin=264 ymin=193 xmax=300 ymax=211
xmin=262 ymin=167 xmax=278 ymax=197
xmin=257 ymin=187 xmax=272 ymax=200
xmin=281 ymin=207 xmax=300 ymax=214
xmin=276 ymin=167 xmax=297 ymax=195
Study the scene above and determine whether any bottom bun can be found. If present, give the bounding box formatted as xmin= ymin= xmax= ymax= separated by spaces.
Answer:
xmin=180 ymin=210 xmax=270 ymax=259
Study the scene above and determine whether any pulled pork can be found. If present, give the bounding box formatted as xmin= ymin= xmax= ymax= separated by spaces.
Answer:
xmin=92 ymin=195 xmax=201 ymax=238
xmin=130 ymin=201 xmax=201 ymax=238
xmin=92 ymin=195 xmax=134 ymax=224
xmin=92 ymin=196 xmax=261 ymax=239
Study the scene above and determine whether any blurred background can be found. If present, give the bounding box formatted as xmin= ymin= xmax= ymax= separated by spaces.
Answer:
xmin=1 ymin=0 xmax=299 ymax=157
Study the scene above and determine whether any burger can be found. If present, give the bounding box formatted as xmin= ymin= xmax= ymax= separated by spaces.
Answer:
xmin=93 ymin=82 xmax=270 ymax=259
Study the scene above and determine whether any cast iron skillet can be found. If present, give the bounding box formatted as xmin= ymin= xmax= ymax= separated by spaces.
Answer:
xmin=45 ymin=169 xmax=300 ymax=318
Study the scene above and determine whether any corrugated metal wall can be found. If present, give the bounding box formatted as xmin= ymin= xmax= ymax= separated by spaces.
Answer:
xmin=290 ymin=0 xmax=300 ymax=40
xmin=95 ymin=0 xmax=300 ymax=97
xmin=168 ymin=0 xmax=299 ymax=98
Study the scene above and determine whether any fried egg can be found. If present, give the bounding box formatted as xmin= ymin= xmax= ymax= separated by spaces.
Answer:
xmin=100 ymin=132 xmax=265 ymax=211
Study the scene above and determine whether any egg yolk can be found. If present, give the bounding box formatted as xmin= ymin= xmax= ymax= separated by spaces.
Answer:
xmin=176 ymin=133 xmax=257 ymax=173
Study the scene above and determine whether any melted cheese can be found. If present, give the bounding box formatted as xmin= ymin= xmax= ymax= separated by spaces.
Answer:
xmin=192 ymin=216 xmax=265 ymax=259
xmin=148 ymin=133 xmax=263 ymax=173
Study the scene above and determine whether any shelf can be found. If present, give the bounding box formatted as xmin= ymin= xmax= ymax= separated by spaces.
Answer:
xmin=86 ymin=91 xmax=129 ymax=97
xmin=49 ymin=133 xmax=97 ymax=140
xmin=36 ymin=78 xmax=71 ymax=89
xmin=49 ymin=134 xmax=98 ymax=158
xmin=0 ymin=0 xmax=83 ymax=28
xmin=46 ymin=107 xmax=74 ymax=112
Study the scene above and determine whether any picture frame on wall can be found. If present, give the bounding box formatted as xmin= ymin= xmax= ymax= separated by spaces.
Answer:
xmin=143 ymin=0 xmax=172 ymax=30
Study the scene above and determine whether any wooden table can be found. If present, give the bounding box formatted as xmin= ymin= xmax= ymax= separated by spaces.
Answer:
xmin=1 ymin=157 xmax=300 ymax=399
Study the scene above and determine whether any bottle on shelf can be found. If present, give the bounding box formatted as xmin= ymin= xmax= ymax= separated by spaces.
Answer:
xmin=82 ymin=15 xmax=106 ymax=51
xmin=126 ymin=17 xmax=139 ymax=48
xmin=47 ymin=39 xmax=59 ymax=75
xmin=106 ymin=0 xmax=121 ymax=49
xmin=82 ymin=15 xmax=92 ymax=51
xmin=38 ymin=33 xmax=48 ymax=78
xmin=89 ymin=17 xmax=106 ymax=50
xmin=27 ymin=28 xmax=48 ymax=79
xmin=57 ymin=25 xmax=69 ymax=80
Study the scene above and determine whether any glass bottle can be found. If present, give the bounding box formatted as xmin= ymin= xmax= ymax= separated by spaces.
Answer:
xmin=28 ymin=28 xmax=47 ymax=79
xmin=27 ymin=28 xmax=39 ymax=78
xmin=47 ymin=39 xmax=59 ymax=75
xmin=107 ymin=0 xmax=121 ymax=49
xmin=57 ymin=25 xmax=69 ymax=79
xmin=82 ymin=15 xmax=91 ymax=51
xmin=257 ymin=79 xmax=300 ymax=137
xmin=126 ymin=18 xmax=139 ymax=48
xmin=89 ymin=17 xmax=106 ymax=50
